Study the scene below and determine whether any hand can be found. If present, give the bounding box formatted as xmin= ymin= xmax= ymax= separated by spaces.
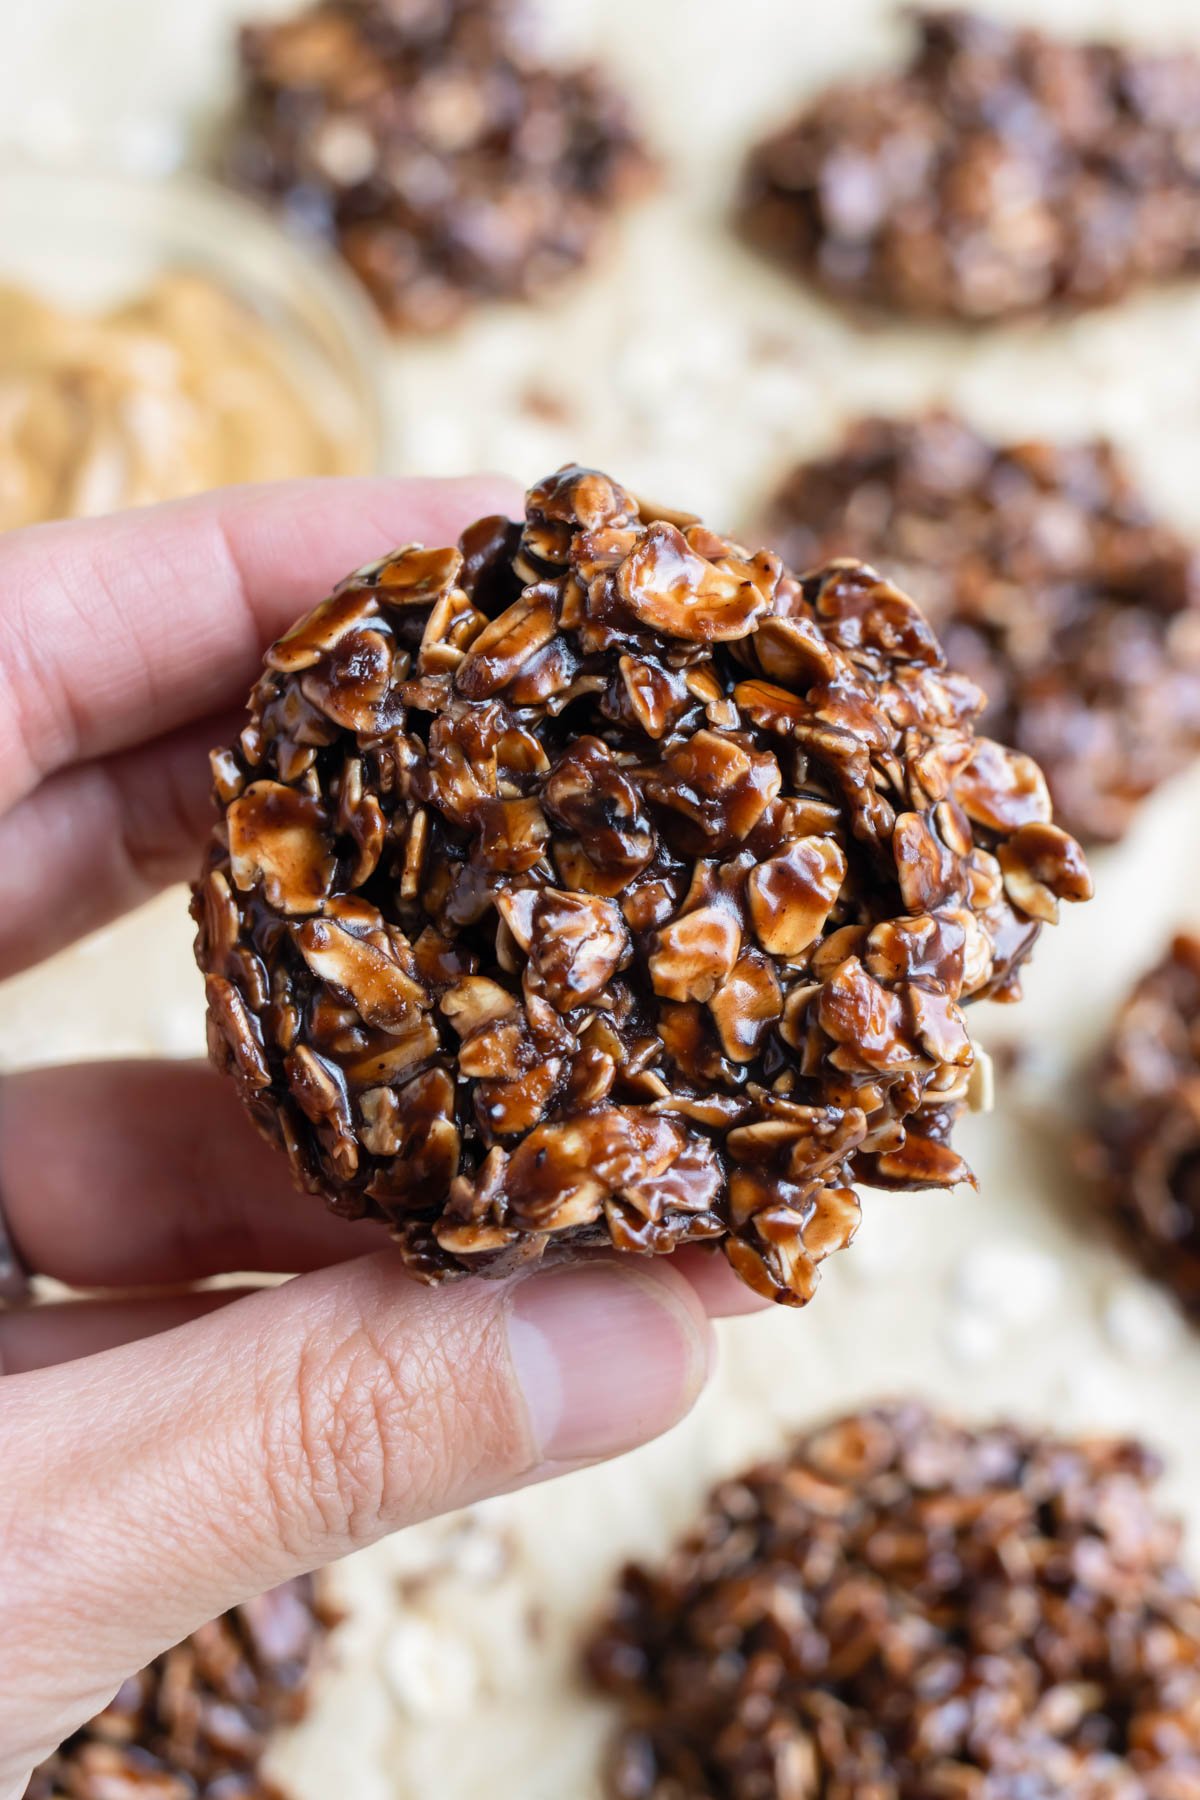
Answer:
xmin=0 ymin=478 xmax=764 ymax=1794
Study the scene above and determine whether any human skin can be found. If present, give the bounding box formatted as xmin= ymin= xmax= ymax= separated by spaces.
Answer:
xmin=0 ymin=477 xmax=766 ymax=1794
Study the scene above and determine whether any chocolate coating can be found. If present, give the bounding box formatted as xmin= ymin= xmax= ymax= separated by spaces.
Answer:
xmin=192 ymin=465 xmax=1090 ymax=1305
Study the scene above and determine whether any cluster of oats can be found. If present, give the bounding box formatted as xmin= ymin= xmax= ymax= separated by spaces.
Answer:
xmin=25 ymin=1579 xmax=330 ymax=1800
xmin=193 ymin=465 xmax=1089 ymax=1305
xmin=588 ymin=1403 xmax=1200 ymax=1798
xmin=761 ymin=411 xmax=1200 ymax=845
xmin=1084 ymin=933 xmax=1200 ymax=1316
xmin=227 ymin=0 xmax=653 ymax=331
xmin=741 ymin=8 xmax=1200 ymax=324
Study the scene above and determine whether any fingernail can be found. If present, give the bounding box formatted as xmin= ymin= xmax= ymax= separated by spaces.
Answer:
xmin=507 ymin=1262 xmax=712 ymax=1466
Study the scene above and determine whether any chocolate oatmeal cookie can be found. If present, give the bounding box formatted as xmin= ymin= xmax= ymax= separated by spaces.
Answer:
xmin=192 ymin=465 xmax=1089 ymax=1306
xmin=1084 ymin=933 xmax=1200 ymax=1315
xmin=26 ymin=1578 xmax=330 ymax=1800
xmin=226 ymin=0 xmax=652 ymax=331
xmin=589 ymin=1402 xmax=1200 ymax=1797
xmin=742 ymin=8 xmax=1200 ymax=324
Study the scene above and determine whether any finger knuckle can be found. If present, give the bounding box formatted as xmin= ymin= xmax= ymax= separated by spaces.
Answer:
xmin=261 ymin=1320 xmax=441 ymax=1552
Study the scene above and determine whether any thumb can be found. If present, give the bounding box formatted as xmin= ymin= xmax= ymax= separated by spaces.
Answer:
xmin=0 ymin=1252 xmax=711 ymax=1785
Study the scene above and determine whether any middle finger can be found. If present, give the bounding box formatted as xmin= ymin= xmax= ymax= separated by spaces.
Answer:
xmin=0 ymin=709 xmax=235 ymax=981
xmin=0 ymin=1059 xmax=389 ymax=1288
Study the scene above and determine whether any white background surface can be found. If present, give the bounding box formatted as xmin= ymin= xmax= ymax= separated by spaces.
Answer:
xmin=4 ymin=2 xmax=1200 ymax=1794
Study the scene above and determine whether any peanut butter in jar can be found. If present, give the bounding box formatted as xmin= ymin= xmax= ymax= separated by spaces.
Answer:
xmin=0 ymin=270 xmax=363 ymax=529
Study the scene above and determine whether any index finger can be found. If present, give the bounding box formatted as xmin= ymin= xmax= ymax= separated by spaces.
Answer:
xmin=0 ymin=474 xmax=520 ymax=814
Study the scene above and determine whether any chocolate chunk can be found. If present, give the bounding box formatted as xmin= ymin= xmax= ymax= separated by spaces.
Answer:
xmin=1084 ymin=933 xmax=1200 ymax=1315
xmin=741 ymin=8 xmax=1200 ymax=323
xmin=588 ymin=1402 xmax=1200 ymax=1797
xmin=760 ymin=412 xmax=1200 ymax=844
xmin=225 ymin=0 xmax=653 ymax=331
xmin=192 ymin=464 xmax=1090 ymax=1307
xmin=25 ymin=1578 xmax=331 ymax=1800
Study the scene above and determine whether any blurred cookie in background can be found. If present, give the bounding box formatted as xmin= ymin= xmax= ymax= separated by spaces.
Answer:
xmin=224 ymin=0 xmax=654 ymax=332
xmin=1084 ymin=933 xmax=1200 ymax=1317
xmin=759 ymin=412 xmax=1200 ymax=844
xmin=25 ymin=1577 xmax=334 ymax=1800
xmin=741 ymin=8 xmax=1200 ymax=325
xmin=589 ymin=1401 xmax=1200 ymax=1797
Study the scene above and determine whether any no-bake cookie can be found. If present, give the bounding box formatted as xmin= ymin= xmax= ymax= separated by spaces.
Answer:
xmin=25 ymin=1578 xmax=330 ymax=1800
xmin=589 ymin=1402 xmax=1200 ymax=1796
xmin=1084 ymin=933 xmax=1200 ymax=1315
xmin=227 ymin=0 xmax=652 ymax=331
xmin=742 ymin=8 xmax=1200 ymax=324
xmin=193 ymin=465 xmax=1089 ymax=1305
